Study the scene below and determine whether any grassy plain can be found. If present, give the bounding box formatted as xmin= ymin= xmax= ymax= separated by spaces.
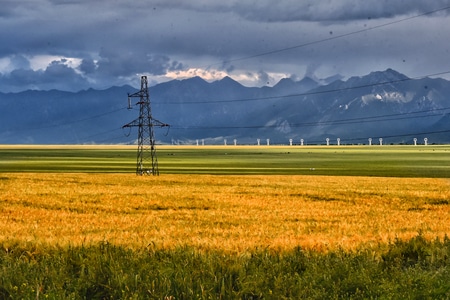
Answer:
xmin=0 ymin=145 xmax=449 ymax=298
xmin=1 ymin=172 xmax=449 ymax=252
xmin=1 ymin=145 xmax=449 ymax=251
xmin=1 ymin=144 xmax=449 ymax=177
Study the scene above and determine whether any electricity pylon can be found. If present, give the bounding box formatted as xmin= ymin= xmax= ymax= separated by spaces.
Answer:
xmin=123 ymin=76 xmax=169 ymax=175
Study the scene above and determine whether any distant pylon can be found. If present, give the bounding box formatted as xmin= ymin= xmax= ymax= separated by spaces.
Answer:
xmin=122 ymin=76 xmax=169 ymax=175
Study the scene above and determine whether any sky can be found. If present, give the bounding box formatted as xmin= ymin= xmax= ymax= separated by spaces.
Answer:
xmin=1 ymin=0 xmax=450 ymax=92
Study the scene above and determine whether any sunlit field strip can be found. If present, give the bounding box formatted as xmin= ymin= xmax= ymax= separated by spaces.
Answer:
xmin=1 ymin=173 xmax=449 ymax=253
xmin=0 ymin=144 xmax=136 ymax=150
xmin=1 ymin=144 xmax=449 ymax=177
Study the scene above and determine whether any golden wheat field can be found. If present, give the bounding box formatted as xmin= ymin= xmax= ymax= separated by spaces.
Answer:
xmin=1 ymin=173 xmax=449 ymax=253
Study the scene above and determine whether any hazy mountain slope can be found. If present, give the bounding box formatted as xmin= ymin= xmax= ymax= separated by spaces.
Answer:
xmin=0 ymin=69 xmax=449 ymax=144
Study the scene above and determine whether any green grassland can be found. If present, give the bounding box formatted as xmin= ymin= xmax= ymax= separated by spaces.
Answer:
xmin=0 ymin=145 xmax=449 ymax=177
xmin=1 ymin=236 xmax=449 ymax=299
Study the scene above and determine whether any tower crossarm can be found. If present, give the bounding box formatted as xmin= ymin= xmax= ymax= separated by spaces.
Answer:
xmin=128 ymin=90 xmax=146 ymax=98
xmin=151 ymin=118 xmax=170 ymax=128
xmin=122 ymin=119 xmax=140 ymax=128
xmin=122 ymin=118 xmax=169 ymax=128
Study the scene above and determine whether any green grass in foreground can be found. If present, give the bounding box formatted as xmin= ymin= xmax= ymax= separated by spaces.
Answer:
xmin=1 ymin=235 xmax=449 ymax=299
xmin=0 ymin=145 xmax=449 ymax=177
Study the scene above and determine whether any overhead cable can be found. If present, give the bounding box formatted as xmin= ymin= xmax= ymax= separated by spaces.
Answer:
xmin=211 ymin=6 xmax=450 ymax=67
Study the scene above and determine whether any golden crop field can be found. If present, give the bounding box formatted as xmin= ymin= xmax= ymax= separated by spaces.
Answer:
xmin=1 ymin=172 xmax=449 ymax=253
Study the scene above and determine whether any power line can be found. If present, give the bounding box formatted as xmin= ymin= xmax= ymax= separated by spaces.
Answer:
xmin=14 ymin=106 xmax=128 ymax=132
xmin=93 ymin=134 xmax=130 ymax=144
xmin=293 ymin=108 xmax=450 ymax=127
xmin=76 ymin=101 xmax=450 ymax=142
xmin=305 ymin=129 xmax=450 ymax=145
xmin=65 ymin=107 xmax=128 ymax=124
xmin=8 ymin=68 xmax=450 ymax=141
xmin=209 ymin=6 xmax=450 ymax=67
xmin=159 ymin=70 xmax=450 ymax=105
xmin=11 ymin=73 xmax=448 ymax=139
xmin=8 ymin=7 xmax=450 ymax=132
xmin=78 ymin=127 xmax=123 ymax=141
xmin=169 ymin=107 xmax=450 ymax=130
xmin=155 ymin=5 xmax=450 ymax=120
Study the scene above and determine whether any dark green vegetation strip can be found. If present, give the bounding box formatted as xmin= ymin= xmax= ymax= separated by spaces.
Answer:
xmin=0 ymin=145 xmax=449 ymax=177
xmin=0 ymin=148 xmax=134 ymax=173
xmin=1 ymin=235 xmax=449 ymax=299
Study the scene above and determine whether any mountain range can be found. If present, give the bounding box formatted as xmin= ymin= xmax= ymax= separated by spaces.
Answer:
xmin=1 ymin=68 xmax=449 ymax=145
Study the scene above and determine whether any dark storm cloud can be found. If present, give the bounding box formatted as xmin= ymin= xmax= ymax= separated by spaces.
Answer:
xmin=1 ymin=0 xmax=450 ymax=91
xmin=155 ymin=0 xmax=450 ymax=22
xmin=94 ymin=49 xmax=184 ymax=77
xmin=237 ymin=1 xmax=450 ymax=22
xmin=152 ymin=0 xmax=450 ymax=80
xmin=78 ymin=58 xmax=96 ymax=75
xmin=0 ymin=59 xmax=90 ymax=92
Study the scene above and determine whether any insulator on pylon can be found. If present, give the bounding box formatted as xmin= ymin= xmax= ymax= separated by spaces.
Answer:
xmin=127 ymin=96 xmax=132 ymax=109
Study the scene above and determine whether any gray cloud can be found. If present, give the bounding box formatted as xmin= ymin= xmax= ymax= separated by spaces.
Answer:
xmin=0 ymin=59 xmax=90 ymax=92
xmin=8 ymin=54 xmax=31 ymax=70
xmin=256 ymin=70 xmax=270 ymax=86
xmin=76 ymin=50 xmax=185 ymax=83
xmin=0 ymin=0 xmax=450 ymax=92
xmin=153 ymin=0 xmax=450 ymax=22
xmin=78 ymin=58 xmax=96 ymax=74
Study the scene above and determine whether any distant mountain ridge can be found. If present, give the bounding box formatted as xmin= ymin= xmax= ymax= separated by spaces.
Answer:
xmin=0 ymin=69 xmax=449 ymax=144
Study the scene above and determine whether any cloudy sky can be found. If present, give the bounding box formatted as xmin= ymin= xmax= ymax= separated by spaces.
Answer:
xmin=1 ymin=0 xmax=450 ymax=92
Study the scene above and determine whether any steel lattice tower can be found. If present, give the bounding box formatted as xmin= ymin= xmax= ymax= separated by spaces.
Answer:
xmin=123 ymin=76 xmax=169 ymax=175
